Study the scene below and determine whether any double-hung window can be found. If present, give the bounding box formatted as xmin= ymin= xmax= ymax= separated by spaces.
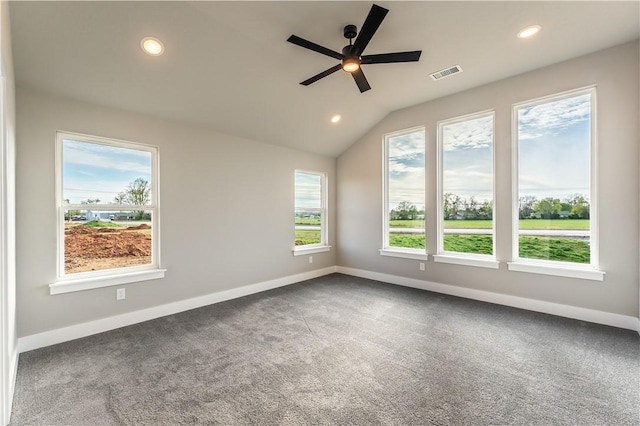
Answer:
xmin=435 ymin=112 xmax=498 ymax=268
xmin=52 ymin=132 xmax=164 ymax=294
xmin=294 ymin=170 xmax=329 ymax=255
xmin=381 ymin=127 xmax=426 ymax=260
xmin=509 ymin=87 xmax=603 ymax=280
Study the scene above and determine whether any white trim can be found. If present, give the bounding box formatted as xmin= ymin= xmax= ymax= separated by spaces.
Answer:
xmin=507 ymin=261 xmax=604 ymax=281
xmin=382 ymin=126 xmax=426 ymax=251
xmin=336 ymin=266 xmax=638 ymax=332
xmin=379 ymin=248 xmax=427 ymax=261
xmin=433 ymin=254 xmax=499 ymax=269
xmin=7 ymin=349 xmax=16 ymax=425
xmin=436 ymin=110 xmax=496 ymax=258
xmin=511 ymin=86 xmax=598 ymax=269
xmin=55 ymin=131 xmax=161 ymax=286
xmin=293 ymin=245 xmax=331 ymax=256
xmin=0 ymin=70 xmax=6 ymax=426
xmin=294 ymin=170 xmax=328 ymax=248
xmin=20 ymin=266 xmax=337 ymax=353
xmin=49 ymin=268 xmax=167 ymax=295
xmin=0 ymin=47 xmax=15 ymax=426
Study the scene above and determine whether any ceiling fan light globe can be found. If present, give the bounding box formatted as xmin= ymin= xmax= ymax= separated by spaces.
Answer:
xmin=342 ymin=59 xmax=360 ymax=73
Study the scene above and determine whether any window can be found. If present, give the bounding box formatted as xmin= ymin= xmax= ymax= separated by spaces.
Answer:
xmin=294 ymin=170 xmax=329 ymax=255
xmin=52 ymin=132 xmax=164 ymax=294
xmin=510 ymin=88 xmax=603 ymax=280
xmin=381 ymin=127 xmax=426 ymax=259
xmin=435 ymin=112 xmax=498 ymax=268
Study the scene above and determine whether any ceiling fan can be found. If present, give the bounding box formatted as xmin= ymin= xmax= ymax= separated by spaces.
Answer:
xmin=287 ymin=4 xmax=422 ymax=93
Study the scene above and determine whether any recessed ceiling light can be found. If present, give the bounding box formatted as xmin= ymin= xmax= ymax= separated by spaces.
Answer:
xmin=517 ymin=25 xmax=541 ymax=39
xmin=331 ymin=115 xmax=341 ymax=123
xmin=141 ymin=37 xmax=164 ymax=56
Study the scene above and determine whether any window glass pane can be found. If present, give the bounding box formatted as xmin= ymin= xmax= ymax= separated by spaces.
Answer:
xmin=294 ymin=172 xmax=321 ymax=209
xmin=295 ymin=172 xmax=323 ymax=247
xmin=442 ymin=115 xmax=494 ymax=255
xmin=64 ymin=210 xmax=153 ymax=274
xmin=517 ymin=93 xmax=591 ymax=264
xmin=62 ymin=139 xmax=152 ymax=205
xmin=387 ymin=130 xmax=425 ymax=249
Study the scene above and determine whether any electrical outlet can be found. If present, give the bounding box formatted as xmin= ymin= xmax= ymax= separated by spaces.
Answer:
xmin=309 ymin=256 xmax=313 ymax=264
xmin=419 ymin=262 xmax=425 ymax=271
xmin=116 ymin=288 xmax=126 ymax=300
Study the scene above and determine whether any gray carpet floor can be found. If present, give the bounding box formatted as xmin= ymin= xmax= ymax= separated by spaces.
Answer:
xmin=10 ymin=273 xmax=640 ymax=425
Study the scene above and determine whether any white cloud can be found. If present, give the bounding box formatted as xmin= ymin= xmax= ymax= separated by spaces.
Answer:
xmin=518 ymin=93 xmax=590 ymax=141
xmin=64 ymin=139 xmax=152 ymax=175
xmin=442 ymin=115 xmax=493 ymax=151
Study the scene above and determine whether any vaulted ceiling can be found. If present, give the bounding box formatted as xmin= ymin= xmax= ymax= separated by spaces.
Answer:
xmin=10 ymin=1 xmax=640 ymax=157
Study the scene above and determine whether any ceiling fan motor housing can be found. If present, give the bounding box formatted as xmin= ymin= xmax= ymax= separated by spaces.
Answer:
xmin=343 ymin=24 xmax=357 ymax=40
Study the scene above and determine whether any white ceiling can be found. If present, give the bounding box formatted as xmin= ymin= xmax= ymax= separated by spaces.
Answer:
xmin=10 ymin=1 xmax=640 ymax=157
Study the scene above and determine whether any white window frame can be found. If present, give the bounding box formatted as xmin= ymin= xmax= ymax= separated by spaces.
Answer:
xmin=380 ymin=126 xmax=427 ymax=261
xmin=293 ymin=170 xmax=330 ymax=255
xmin=508 ymin=86 xmax=604 ymax=281
xmin=51 ymin=131 xmax=165 ymax=295
xmin=434 ymin=111 xmax=499 ymax=269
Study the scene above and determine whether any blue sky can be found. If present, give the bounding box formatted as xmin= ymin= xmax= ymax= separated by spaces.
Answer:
xmin=63 ymin=139 xmax=152 ymax=204
xmin=518 ymin=93 xmax=591 ymax=200
xmin=442 ymin=115 xmax=493 ymax=202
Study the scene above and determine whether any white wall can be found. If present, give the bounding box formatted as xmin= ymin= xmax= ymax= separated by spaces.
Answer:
xmin=0 ymin=0 xmax=17 ymax=424
xmin=337 ymin=42 xmax=639 ymax=319
xmin=15 ymin=87 xmax=336 ymax=338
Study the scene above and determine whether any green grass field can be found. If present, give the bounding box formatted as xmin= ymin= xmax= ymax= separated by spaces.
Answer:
xmin=390 ymin=219 xmax=589 ymax=230
xmin=389 ymin=219 xmax=425 ymax=228
xmin=295 ymin=230 xmax=321 ymax=246
xmin=82 ymin=220 xmax=123 ymax=228
xmin=389 ymin=233 xmax=590 ymax=263
xmin=295 ymin=218 xmax=321 ymax=226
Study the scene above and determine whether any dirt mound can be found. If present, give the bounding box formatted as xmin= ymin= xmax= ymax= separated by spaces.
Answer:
xmin=123 ymin=224 xmax=151 ymax=230
xmin=97 ymin=228 xmax=119 ymax=233
xmin=65 ymin=225 xmax=96 ymax=235
xmin=64 ymin=225 xmax=152 ymax=274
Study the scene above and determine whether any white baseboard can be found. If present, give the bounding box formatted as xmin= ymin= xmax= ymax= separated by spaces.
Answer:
xmin=336 ymin=266 xmax=640 ymax=333
xmin=18 ymin=266 xmax=337 ymax=353
xmin=16 ymin=264 xmax=639 ymax=354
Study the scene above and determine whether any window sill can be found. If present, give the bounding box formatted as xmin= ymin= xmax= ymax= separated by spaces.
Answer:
xmin=379 ymin=248 xmax=428 ymax=261
xmin=434 ymin=254 xmax=499 ymax=269
xmin=507 ymin=261 xmax=604 ymax=281
xmin=50 ymin=268 xmax=167 ymax=295
xmin=293 ymin=245 xmax=332 ymax=256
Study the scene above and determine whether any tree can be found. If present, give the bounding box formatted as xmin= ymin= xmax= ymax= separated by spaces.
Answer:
xmin=464 ymin=196 xmax=479 ymax=220
xmin=124 ymin=178 xmax=151 ymax=220
xmin=81 ymin=198 xmax=100 ymax=204
xmin=565 ymin=194 xmax=590 ymax=219
xmin=443 ymin=193 xmax=462 ymax=220
xmin=113 ymin=192 xmax=127 ymax=204
xmin=478 ymin=200 xmax=493 ymax=220
xmin=395 ymin=201 xmax=419 ymax=220
xmin=535 ymin=197 xmax=562 ymax=219
xmin=519 ymin=196 xmax=537 ymax=219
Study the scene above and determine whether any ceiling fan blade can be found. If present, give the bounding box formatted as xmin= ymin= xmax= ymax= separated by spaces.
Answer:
xmin=287 ymin=35 xmax=344 ymax=60
xmin=351 ymin=68 xmax=371 ymax=93
xmin=351 ymin=4 xmax=389 ymax=56
xmin=361 ymin=51 xmax=422 ymax=64
xmin=300 ymin=64 xmax=343 ymax=86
